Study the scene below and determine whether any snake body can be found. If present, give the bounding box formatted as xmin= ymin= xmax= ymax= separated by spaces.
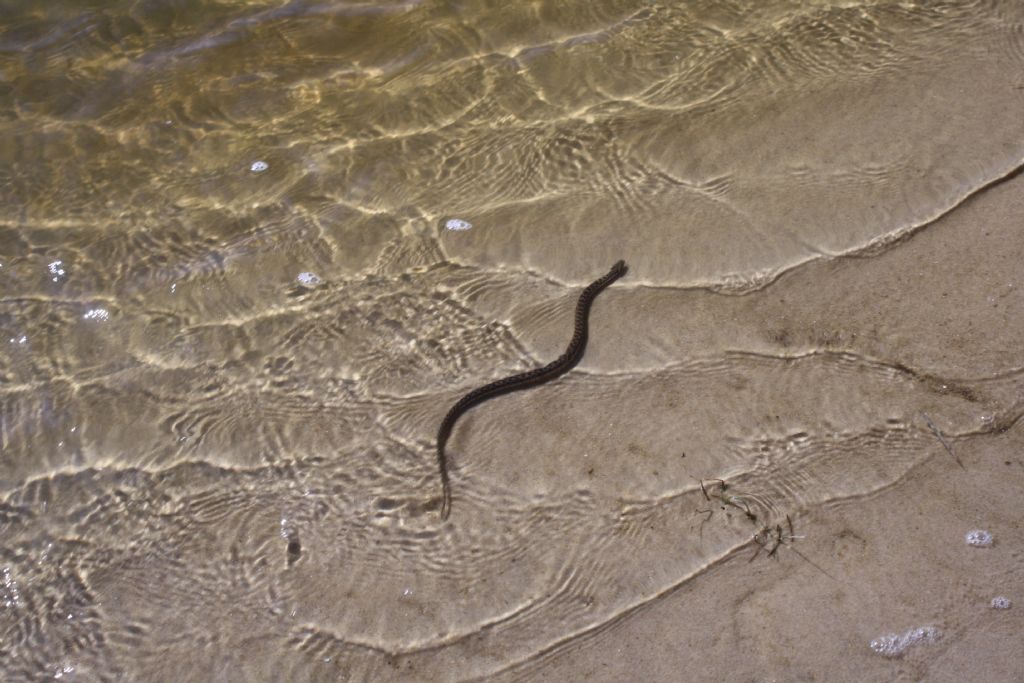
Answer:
xmin=436 ymin=260 xmax=628 ymax=519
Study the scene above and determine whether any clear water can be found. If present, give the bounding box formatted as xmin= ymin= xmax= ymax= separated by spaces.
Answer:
xmin=2 ymin=1 xmax=1023 ymax=680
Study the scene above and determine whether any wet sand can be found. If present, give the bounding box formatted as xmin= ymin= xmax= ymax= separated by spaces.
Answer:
xmin=1 ymin=1 xmax=1023 ymax=681
xmin=492 ymin=168 xmax=1024 ymax=683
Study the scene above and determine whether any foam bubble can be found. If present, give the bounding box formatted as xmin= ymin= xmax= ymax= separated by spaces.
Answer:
xmin=250 ymin=160 xmax=269 ymax=173
xmin=2 ymin=566 xmax=20 ymax=608
xmin=445 ymin=218 xmax=472 ymax=231
xmin=296 ymin=272 xmax=322 ymax=286
xmin=870 ymin=625 xmax=940 ymax=657
xmin=48 ymin=260 xmax=66 ymax=282
xmin=990 ymin=596 xmax=1011 ymax=609
xmin=965 ymin=529 xmax=993 ymax=547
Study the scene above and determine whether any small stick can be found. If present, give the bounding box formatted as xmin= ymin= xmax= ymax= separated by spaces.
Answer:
xmin=767 ymin=524 xmax=784 ymax=557
xmin=747 ymin=515 xmax=839 ymax=582
xmin=698 ymin=478 xmax=725 ymax=501
xmin=787 ymin=546 xmax=839 ymax=582
xmin=922 ymin=413 xmax=965 ymax=469
xmin=695 ymin=508 xmax=713 ymax=543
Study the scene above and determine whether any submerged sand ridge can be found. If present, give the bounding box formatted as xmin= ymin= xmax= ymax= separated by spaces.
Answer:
xmin=1 ymin=0 xmax=1023 ymax=680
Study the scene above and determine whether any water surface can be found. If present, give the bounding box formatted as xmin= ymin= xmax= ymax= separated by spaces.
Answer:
xmin=2 ymin=1 xmax=1024 ymax=680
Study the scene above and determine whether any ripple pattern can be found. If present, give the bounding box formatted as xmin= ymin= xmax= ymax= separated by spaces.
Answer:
xmin=2 ymin=0 xmax=1024 ymax=680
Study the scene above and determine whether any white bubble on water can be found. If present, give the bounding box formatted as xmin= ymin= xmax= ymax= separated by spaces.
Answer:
xmin=2 ymin=566 xmax=20 ymax=608
xmin=53 ymin=664 xmax=74 ymax=679
xmin=48 ymin=260 xmax=66 ymax=282
xmin=296 ymin=271 xmax=322 ymax=286
xmin=990 ymin=596 xmax=1011 ymax=609
xmin=250 ymin=160 xmax=269 ymax=173
xmin=445 ymin=218 xmax=473 ymax=231
xmin=83 ymin=308 xmax=109 ymax=321
xmin=870 ymin=625 xmax=940 ymax=657
xmin=965 ymin=529 xmax=993 ymax=547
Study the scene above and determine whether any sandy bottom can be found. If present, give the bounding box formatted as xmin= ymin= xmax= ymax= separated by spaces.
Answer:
xmin=532 ymin=427 xmax=1024 ymax=682
xmin=483 ymin=157 xmax=1024 ymax=683
xmin=2 ymin=2 xmax=1024 ymax=681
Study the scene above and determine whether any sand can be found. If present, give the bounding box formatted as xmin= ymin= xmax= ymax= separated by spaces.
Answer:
xmin=1 ymin=1 xmax=1023 ymax=681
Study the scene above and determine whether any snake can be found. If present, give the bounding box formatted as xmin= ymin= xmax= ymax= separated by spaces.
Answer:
xmin=435 ymin=260 xmax=628 ymax=519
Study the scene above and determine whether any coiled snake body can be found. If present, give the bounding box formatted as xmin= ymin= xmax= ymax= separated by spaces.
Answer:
xmin=436 ymin=260 xmax=628 ymax=519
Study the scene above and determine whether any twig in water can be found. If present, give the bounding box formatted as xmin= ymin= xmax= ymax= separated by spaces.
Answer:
xmin=922 ymin=413 xmax=965 ymax=469
xmin=698 ymin=478 xmax=758 ymax=523
xmin=749 ymin=515 xmax=839 ymax=582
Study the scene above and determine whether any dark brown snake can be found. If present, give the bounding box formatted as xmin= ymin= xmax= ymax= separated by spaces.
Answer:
xmin=435 ymin=260 xmax=628 ymax=519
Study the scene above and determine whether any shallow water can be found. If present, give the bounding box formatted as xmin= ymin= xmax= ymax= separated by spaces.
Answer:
xmin=2 ymin=1 xmax=1024 ymax=681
